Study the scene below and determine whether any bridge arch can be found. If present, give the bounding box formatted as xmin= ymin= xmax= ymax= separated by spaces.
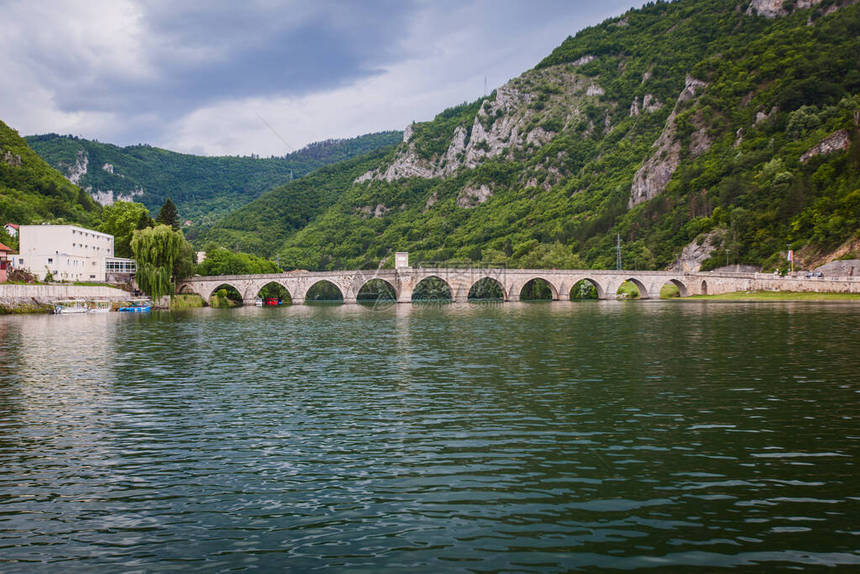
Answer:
xmin=305 ymin=279 xmax=344 ymax=303
xmin=177 ymin=283 xmax=200 ymax=296
xmin=357 ymin=278 xmax=397 ymax=304
xmin=468 ymin=276 xmax=507 ymax=301
xmin=619 ymin=277 xmax=649 ymax=299
xmin=659 ymin=278 xmax=688 ymax=298
xmin=570 ymin=278 xmax=605 ymax=300
xmin=519 ymin=277 xmax=559 ymax=301
xmin=251 ymin=280 xmax=293 ymax=304
xmin=207 ymin=282 xmax=244 ymax=307
xmin=412 ymin=275 xmax=453 ymax=302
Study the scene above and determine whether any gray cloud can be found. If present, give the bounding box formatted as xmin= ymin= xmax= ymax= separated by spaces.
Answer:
xmin=0 ymin=0 xmax=644 ymax=155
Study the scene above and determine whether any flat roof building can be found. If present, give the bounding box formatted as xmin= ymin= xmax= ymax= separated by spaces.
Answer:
xmin=17 ymin=224 xmax=134 ymax=283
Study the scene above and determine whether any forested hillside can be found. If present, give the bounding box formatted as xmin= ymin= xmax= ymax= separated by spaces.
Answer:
xmin=203 ymin=0 xmax=860 ymax=272
xmin=199 ymin=146 xmax=399 ymax=255
xmin=26 ymin=131 xmax=401 ymax=231
xmin=0 ymin=121 xmax=101 ymax=239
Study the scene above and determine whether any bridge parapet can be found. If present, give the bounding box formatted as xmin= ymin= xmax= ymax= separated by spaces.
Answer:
xmin=175 ymin=268 xmax=860 ymax=305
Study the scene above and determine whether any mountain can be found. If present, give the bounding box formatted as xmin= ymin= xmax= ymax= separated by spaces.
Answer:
xmin=25 ymin=131 xmax=402 ymax=232
xmin=0 ymin=120 xmax=100 ymax=233
xmin=198 ymin=146 xmax=398 ymax=256
xmin=204 ymin=0 xmax=860 ymax=272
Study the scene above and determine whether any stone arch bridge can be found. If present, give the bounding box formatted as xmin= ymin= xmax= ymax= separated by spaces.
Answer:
xmin=177 ymin=268 xmax=860 ymax=305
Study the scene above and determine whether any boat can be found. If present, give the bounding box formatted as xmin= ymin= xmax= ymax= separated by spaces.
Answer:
xmin=119 ymin=298 xmax=152 ymax=313
xmin=53 ymin=300 xmax=88 ymax=314
xmin=255 ymin=298 xmax=263 ymax=307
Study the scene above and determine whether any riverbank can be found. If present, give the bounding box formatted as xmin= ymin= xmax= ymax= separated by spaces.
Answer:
xmin=685 ymin=290 xmax=860 ymax=301
xmin=0 ymin=283 xmax=134 ymax=314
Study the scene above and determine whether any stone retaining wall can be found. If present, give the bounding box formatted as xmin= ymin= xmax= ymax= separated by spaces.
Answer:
xmin=0 ymin=284 xmax=132 ymax=309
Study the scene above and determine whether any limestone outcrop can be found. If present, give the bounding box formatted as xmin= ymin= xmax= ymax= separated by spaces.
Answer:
xmin=355 ymin=64 xmax=600 ymax=184
xmin=668 ymin=229 xmax=723 ymax=272
xmin=64 ymin=149 xmax=88 ymax=185
xmin=88 ymin=186 xmax=144 ymax=207
xmin=2 ymin=149 xmax=22 ymax=167
xmin=800 ymin=129 xmax=851 ymax=163
xmin=356 ymin=204 xmax=390 ymax=218
xmin=456 ymin=184 xmax=493 ymax=208
xmin=747 ymin=0 xmax=823 ymax=17
xmin=629 ymin=76 xmax=708 ymax=208
xmin=629 ymin=94 xmax=662 ymax=117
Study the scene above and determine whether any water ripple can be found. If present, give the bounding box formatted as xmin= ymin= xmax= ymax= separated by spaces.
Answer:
xmin=0 ymin=302 xmax=858 ymax=571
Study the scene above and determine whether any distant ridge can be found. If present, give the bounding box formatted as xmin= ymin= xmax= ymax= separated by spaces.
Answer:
xmin=26 ymin=131 xmax=402 ymax=231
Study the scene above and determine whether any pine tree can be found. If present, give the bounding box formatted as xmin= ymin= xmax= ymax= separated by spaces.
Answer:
xmin=157 ymin=198 xmax=179 ymax=230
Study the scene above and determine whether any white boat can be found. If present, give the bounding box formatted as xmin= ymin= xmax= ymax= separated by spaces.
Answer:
xmin=53 ymin=300 xmax=88 ymax=314
xmin=254 ymin=298 xmax=263 ymax=307
xmin=89 ymin=300 xmax=112 ymax=313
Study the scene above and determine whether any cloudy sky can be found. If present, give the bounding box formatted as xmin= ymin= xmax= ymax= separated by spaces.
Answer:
xmin=1 ymin=0 xmax=644 ymax=157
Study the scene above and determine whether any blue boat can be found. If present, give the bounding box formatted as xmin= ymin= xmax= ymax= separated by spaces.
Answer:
xmin=119 ymin=299 xmax=152 ymax=312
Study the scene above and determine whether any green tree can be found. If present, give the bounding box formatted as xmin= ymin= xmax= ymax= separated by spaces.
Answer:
xmin=131 ymin=224 xmax=194 ymax=300
xmin=197 ymin=247 xmax=278 ymax=276
xmin=156 ymin=198 xmax=179 ymax=230
xmin=137 ymin=209 xmax=156 ymax=230
xmin=98 ymin=201 xmax=152 ymax=258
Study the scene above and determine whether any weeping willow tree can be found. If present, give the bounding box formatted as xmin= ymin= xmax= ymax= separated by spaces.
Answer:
xmin=131 ymin=224 xmax=194 ymax=301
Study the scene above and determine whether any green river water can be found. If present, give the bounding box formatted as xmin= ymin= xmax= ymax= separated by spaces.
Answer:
xmin=0 ymin=301 xmax=858 ymax=572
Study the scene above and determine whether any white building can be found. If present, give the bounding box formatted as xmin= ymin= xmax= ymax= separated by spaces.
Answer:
xmin=17 ymin=224 xmax=135 ymax=282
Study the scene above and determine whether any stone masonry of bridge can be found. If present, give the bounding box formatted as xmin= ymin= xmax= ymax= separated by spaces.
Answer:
xmin=177 ymin=267 xmax=860 ymax=305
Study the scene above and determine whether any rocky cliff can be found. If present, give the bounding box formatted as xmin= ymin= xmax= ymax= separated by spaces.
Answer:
xmin=357 ymin=64 xmax=599 ymax=183
xmin=629 ymin=76 xmax=709 ymax=208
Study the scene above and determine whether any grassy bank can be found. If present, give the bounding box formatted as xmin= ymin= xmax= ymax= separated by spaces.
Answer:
xmin=686 ymin=291 xmax=860 ymax=301
xmin=170 ymin=294 xmax=206 ymax=310
xmin=0 ymin=303 xmax=54 ymax=315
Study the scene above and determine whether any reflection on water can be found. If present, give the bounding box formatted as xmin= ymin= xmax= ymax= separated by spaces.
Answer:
xmin=1 ymin=302 xmax=859 ymax=572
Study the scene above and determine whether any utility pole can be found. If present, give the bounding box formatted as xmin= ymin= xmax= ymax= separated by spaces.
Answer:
xmin=616 ymin=233 xmax=622 ymax=271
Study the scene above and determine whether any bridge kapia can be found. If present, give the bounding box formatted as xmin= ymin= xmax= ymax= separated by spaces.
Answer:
xmin=177 ymin=253 xmax=859 ymax=305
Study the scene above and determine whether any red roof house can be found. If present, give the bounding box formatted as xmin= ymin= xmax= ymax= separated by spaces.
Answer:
xmin=0 ymin=242 xmax=12 ymax=283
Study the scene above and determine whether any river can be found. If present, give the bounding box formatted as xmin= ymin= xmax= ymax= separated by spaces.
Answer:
xmin=1 ymin=302 xmax=858 ymax=571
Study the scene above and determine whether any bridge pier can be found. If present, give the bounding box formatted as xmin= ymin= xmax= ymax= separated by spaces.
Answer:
xmin=343 ymin=297 xmax=357 ymax=305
